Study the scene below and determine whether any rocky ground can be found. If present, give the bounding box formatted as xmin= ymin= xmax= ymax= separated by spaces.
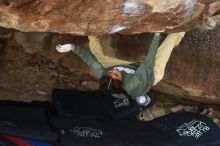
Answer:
xmin=138 ymin=91 xmax=220 ymax=127
xmin=0 ymin=28 xmax=220 ymax=126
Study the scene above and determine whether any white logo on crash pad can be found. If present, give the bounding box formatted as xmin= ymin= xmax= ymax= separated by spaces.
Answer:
xmin=176 ymin=120 xmax=210 ymax=139
xmin=113 ymin=98 xmax=130 ymax=108
xmin=70 ymin=127 xmax=103 ymax=138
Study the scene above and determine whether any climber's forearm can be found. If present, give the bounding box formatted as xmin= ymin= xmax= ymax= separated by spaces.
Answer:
xmin=72 ymin=45 xmax=105 ymax=80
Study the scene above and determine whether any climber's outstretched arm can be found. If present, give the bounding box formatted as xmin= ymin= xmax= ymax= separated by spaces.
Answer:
xmin=56 ymin=44 xmax=105 ymax=80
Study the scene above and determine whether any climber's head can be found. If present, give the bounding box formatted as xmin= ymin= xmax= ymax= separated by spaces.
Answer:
xmin=99 ymin=69 xmax=123 ymax=94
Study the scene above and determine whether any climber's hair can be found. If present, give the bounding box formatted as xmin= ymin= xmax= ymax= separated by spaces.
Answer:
xmin=99 ymin=75 xmax=123 ymax=94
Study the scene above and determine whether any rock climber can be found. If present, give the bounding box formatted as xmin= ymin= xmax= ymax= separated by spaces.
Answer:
xmin=56 ymin=32 xmax=185 ymax=108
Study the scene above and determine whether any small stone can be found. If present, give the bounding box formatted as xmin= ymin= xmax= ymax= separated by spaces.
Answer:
xmin=183 ymin=106 xmax=194 ymax=112
xmin=61 ymin=130 xmax=65 ymax=135
xmin=208 ymin=108 xmax=214 ymax=112
xmin=171 ymin=105 xmax=185 ymax=112
xmin=142 ymin=105 xmax=167 ymax=121
xmin=208 ymin=112 xmax=214 ymax=118
xmin=200 ymin=109 xmax=208 ymax=115
xmin=82 ymin=81 xmax=99 ymax=90
xmin=36 ymin=90 xmax=47 ymax=95
xmin=139 ymin=109 xmax=154 ymax=121
xmin=213 ymin=118 xmax=220 ymax=124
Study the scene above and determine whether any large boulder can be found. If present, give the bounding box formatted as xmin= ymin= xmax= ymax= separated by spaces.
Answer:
xmin=0 ymin=0 xmax=219 ymax=35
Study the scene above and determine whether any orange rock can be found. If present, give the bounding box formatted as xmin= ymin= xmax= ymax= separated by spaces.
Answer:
xmin=0 ymin=0 xmax=216 ymax=35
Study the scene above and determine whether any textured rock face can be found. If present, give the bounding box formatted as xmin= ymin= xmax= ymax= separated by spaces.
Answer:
xmin=157 ymin=27 xmax=220 ymax=104
xmin=0 ymin=0 xmax=219 ymax=35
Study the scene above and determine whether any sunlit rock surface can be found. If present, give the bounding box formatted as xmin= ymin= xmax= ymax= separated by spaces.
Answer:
xmin=0 ymin=0 xmax=219 ymax=35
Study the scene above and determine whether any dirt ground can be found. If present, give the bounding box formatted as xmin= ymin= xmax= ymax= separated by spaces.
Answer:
xmin=0 ymin=29 xmax=220 ymax=125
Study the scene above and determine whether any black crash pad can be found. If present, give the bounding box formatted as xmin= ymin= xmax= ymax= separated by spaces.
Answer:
xmin=0 ymin=101 xmax=57 ymax=141
xmin=52 ymin=89 xmax=145 ymax=119
xmin=52 ymin=117 xmax=172 ymax=146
